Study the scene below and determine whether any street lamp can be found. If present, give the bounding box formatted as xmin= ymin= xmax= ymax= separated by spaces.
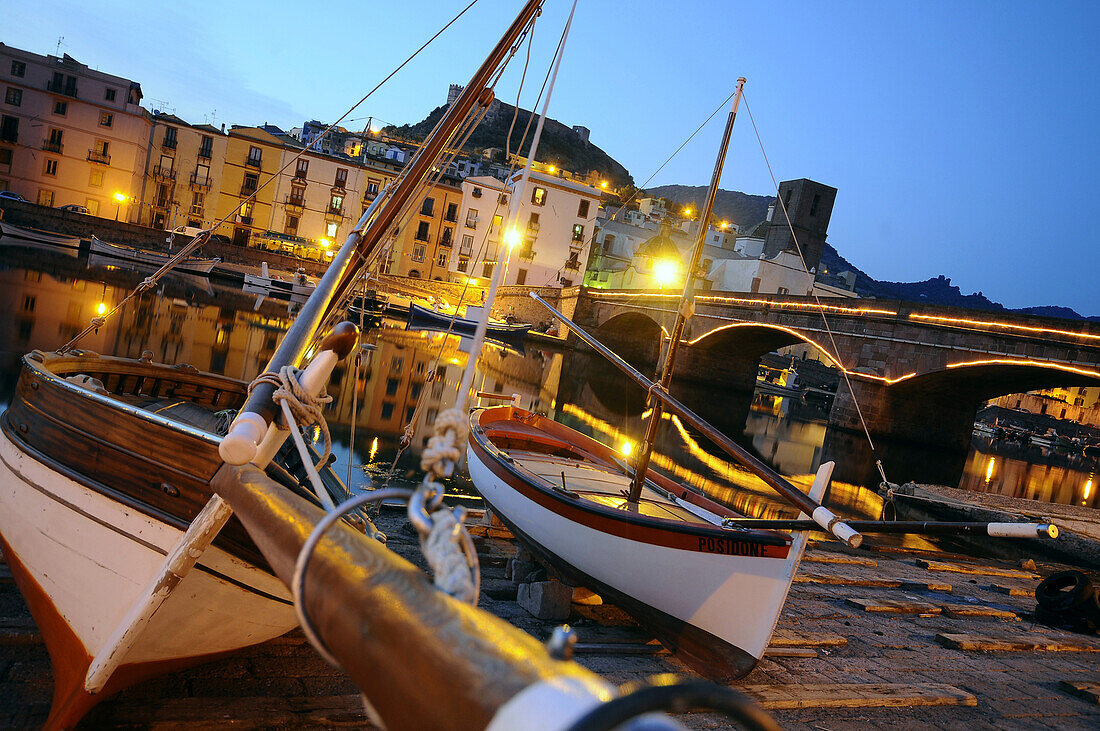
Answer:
xmin=113 ymin=192 xmax=127 ymax=221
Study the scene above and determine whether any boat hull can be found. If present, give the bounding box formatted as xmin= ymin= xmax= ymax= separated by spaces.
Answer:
xmin=90 ymin=236 xmax=220 ymax=275
xmin=0 ymin=221 xmax=82 ymax=249
xmin=467 ymin=412 xmax=798 ymax=681
xmin=408 ymin=302 xmax=530 ymax=343
xmin=0 ymin=428 xmax=296 ymax=726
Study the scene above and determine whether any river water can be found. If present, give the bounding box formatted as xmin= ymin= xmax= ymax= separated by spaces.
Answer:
xmin=1 ymin=239 xmax=1095 ymax=534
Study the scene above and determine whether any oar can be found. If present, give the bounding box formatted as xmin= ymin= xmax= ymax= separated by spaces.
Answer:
xmin=530 ymin=292 xmax=864 ymax=548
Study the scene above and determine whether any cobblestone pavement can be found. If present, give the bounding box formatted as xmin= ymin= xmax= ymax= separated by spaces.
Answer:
xmin=2 ymin=508 xmax=1098 ymax=729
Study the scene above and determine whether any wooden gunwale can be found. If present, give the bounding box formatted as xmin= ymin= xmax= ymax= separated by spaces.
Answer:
xmin=471 ymin=407 xmax=791 ymax=554
xmin=4 ymin=352 xmax=273 ymax=569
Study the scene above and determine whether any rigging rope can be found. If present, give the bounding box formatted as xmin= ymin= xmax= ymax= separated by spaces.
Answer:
xmin=741 ymin=92 xmax=889 ymax=485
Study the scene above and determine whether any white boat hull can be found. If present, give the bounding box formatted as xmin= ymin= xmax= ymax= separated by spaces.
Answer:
xmin=468 ymin=443 xmax=797 ymax=670
xmin=90 ymin=236 xmax=220 ymax=275
xmin=0 ymin=427 xmax=296 ymax=721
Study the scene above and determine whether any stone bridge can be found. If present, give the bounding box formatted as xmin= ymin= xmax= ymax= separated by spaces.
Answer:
xmin=567 ymin=289 xmax=1100 ymax=456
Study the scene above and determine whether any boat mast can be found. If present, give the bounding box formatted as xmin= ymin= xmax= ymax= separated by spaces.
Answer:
xmin=222 ymin=0 xmax=545 ymax=464
xmin=628 ymin=77 xmax=745 ymax=503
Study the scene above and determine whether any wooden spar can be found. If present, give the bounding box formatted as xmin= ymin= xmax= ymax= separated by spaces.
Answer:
xmin=222 ymin=0 xmax=546 ymax=463
xmin=629 ymin=78 xmax=745 ymax=503
xmin=210 ymin=463 xmax=615 ymax=730
xmin=722 ymin=519 xmax=1060 ymax=538
xmin=530 ymin=292 xmax=863 ymax=548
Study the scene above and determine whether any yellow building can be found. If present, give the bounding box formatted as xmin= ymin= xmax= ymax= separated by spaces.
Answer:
xmin=214 ymin=127 xmax=283 ymax=246
xmin=385 ymin=176 xmax=465 ymax=280
xmin=138 ymin=113 xmax=227 ymax=230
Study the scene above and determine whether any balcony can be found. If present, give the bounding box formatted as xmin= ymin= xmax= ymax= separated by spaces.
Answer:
xmin=331 ymin=183 xmax=346 ymax=195
xmin=465 ymin=217 xmax=478 ymax=229
xmin=237 ymin=214 xmax=253 ymax=226
xmin=518 ymin=245 xmax=535 ymax=261
xmin=325 ymin=206 xmax=344 ymax=219
xmin=527 ymin=221 xmax=540 ymax=233
xmin=161 ymin=137 xmax=177 ymax=151
xmin=153 ymin=165 xmax=176 ymax=180
xmin=87 ymin=149 xmax=110 ymax=165
xmin=285 ymin=195 xmax=305 ymax=212
xmin=240 ymin=184 xmax=258 ymax=197
xmin=197 ymin=147 xmax=212 ymax=161
xmin=42 ymin=140 xmax=63 ymax=154
xmin=190 ymin=171 xmax=212 ymax=189
xmin=245 ymin=157 xmax=262 ymax=168
xmin=565 ymin=256 xmax=580 ymax=271
xmin=46 ymin=80 xmax=77 ymax=97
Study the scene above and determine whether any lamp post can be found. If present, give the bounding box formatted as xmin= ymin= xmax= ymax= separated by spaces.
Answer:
xmin=114 ymin=192 xmax=129 ymax=222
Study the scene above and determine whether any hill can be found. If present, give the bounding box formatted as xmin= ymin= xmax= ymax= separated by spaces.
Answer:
xmin=384 ymin=103 xmax=633 ymax=187
xmin=644 ymin=185 xmax=772 ymax=229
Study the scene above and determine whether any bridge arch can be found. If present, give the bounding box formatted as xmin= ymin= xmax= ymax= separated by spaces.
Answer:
xmin=887 ymin=359 xmax=1100 ymax=403
xmin=688 ymin=322 xmax=842 ymax=367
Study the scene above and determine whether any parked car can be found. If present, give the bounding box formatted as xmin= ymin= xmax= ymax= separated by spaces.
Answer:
xmin=0 ymin=191 xmax=27 ymax=202
xmin=171 ymin=225 xmax=209 ymax=238
xmin=58 ymin=203 xmax=89 ymax=214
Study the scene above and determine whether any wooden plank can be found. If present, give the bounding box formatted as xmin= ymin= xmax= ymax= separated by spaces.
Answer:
xmin=741 ymin=683 xmax=976 ymax=710
xmin=916 ymin=559 xmax=1036 ymax=579
xmin=804 ymin=553 xmax=877 ymax=567
xmin=989 ymin=583 xmax=1035 ymax=597
xmin=941 ymin=604 xmax=1019 ymax=619
xmin=770 ymin=628 xmax=848 ymax=647
xmin=795 ymin=573 xmax=901 ymax=588
xmin=846 ymin=598 xmax=942 ymax=615
xmin=937 ymin=633 xmax=1100 ymax=652
xmin=764 ymin=647 xmax=818 ymax=658
xmin=1059 ymin=681 xmax=1100 ymax=705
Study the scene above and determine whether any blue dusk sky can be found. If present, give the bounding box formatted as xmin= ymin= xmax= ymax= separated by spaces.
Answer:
xmin=5 ymin=1 xmax=1098 ymax=315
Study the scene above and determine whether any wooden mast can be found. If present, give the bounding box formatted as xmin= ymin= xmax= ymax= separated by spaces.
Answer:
xmin=221 ymin=0 xmax=546 ymax=465
xmin=628 ymin=78 xmax=745 ymax=502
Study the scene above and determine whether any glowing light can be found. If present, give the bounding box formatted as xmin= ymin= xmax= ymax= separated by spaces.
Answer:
xmin=369 ymin=437 xmax=378 ymax=460
xmin=450 ymin=357 xmax=460 ymax=365
xmin=620 ymin=441 xmax=633 ymax=457
xmin=586 ymin=290 xmax=898 ymax=316
xmin=909 ymin=313 xmax=1100 ymax=342
xmin=96 ymin=302 xmax=107 ymax=316
xmin=945 ymin=359 xmax=1100 ymax=379
xmin=653 ymin=258 xmax=680 ymax=287
xmin=113 ymin=192 xmax=127 ymax=203
xmin=985 ymin=457 xmax=995 ymax=483
xmin=503 ymin=226 xmax=521 ymax=250
xmin=720 ymin=221 xmax=729 ymax=229
xmin=600 ymin=181 xmax=608 ymax=189
xmin=319 ymin=238 xmax=332 ymax=249
xmin=1085 ymin=477 xmax=1093 ymax=501
xmin=548 ymin=165 xmax=556 ymax=174
xmin=369 ymin=126 xmax=382 ymax=135
xmin=683 ymin=206 xmax=692 ymax=216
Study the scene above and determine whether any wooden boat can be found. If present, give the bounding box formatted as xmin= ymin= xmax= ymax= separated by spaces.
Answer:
xmin=0 ymin=220 xmax=82 ymax=249
xmin=468 ymin=405 xmax=802 ymax=679
xmin=243 ymin=262 xmax=317 ymax=299
xmin=0 ymin=347 xmax=357 ymax=727
xmin=408 ymin=302 xmax=530 ymax=344
xmin=88 ymin=252 xmax=215 ymax=295
xmin=90 ymin=235 xmax=220 ymax=275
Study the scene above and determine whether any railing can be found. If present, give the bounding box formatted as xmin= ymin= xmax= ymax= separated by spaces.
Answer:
xmin=465 ymin=217 xmax=478 ymax=229
xmin=42 ymin=140 xmax=63 ymax=154
xmin=162 ymin=137 xmax=178 ymax=150
xmin=325 ymin=206 xmax=344 ymax=218
xmin=331 ymin=184 xmax=347 ymax=194
xmin=527 ymin=221 xmax=540 ymax=233
xmin=285 ymin=195 xmax=306 ymax=210
xmin=189 ymin=204 xmax=204 ymax=216
xmin=198 ymin=147 xmax=212 ymax=160
xmin=245 ymin=157 xmax=262 ymax=168
xmin=87 ymin=149 xmax=110 ymax=165
xmin=518 ymin=245 xmax=535 ymax=261
xmin=190 ymin=171 xmax=212 ymax=189
xmin=238 ymin=214 xmax=253 ymax=226
xmin=153 ymin=165 xmax=176 ymax=180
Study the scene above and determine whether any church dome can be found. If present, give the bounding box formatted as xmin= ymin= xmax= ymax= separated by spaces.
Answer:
xmin=634 ymin=223 xmax=682 ymax=265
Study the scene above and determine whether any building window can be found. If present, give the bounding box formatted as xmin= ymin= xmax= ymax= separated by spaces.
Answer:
xmin=444 ymin=202 xmax=458 ymax=222
xmin=285 ymin=215 xmax=299 ymax=235
xmin=466 ymin=208 xmax=478 ymax=228
xmin=37 ymin=189 xmax=54 ymax=207
xmin=191 ymin=190 xmax=205 ymax=215
xmin=415 ymin=221 xmax=430 ymax=241
xmin=247 ymin=146 xmax=262 ymax=167
xmin=89 ymin=168 xmax=103 ymax=187
xmin=162 ymin=126 xmax=177 ymax=149
xmin=93 ymin=139 xmax=109 ymax=156
xmin=239 ymin=200 xmax=253 ymax=223
xmin=10 ymin=61 xmax=25 ymax=77
xmin=44 ymin=128 xmax=63 ymax=152
xmin=198 ymin=136 xmax=213 ymax=159
xmin=86 ymin=199 xmax=99 ymax=216
xmin=330 ymin=193 xmax=343 ymax=212
xmin=531 ymin=186 xmax=547 ymax=206
xmin=436 ymin=251 xmax=448 ymax=267
xmin=516 ymin=268 xmax=527 ymax=285
xmin=295 ymin=158 xmax=308 ymax=178
xmin=572 ymin=224 xmax=584 ymax=243
xmin=578 ymin=199 xmax=590 ymax=218
xmin=810 ymin=193 xmax=821 ymax=217
xmin=99 ymin=112 xmax=113 ymax=127
xmin=326 ymin=222 xmax=337 ymax=238
xmin=420 ymin=197 xmax=434 ymax=216
xmin=490 ymin=213 xmax=502 ymax=233
xmin=482 ymin=262 xmax=494 ymax=278
xmin=242 ymin=172 xmax=258 ymax=194
xmin=334 ymin=167 xmax=347 ymax=188
xmin=460 ymin=234 xmax=473 ymax=254
xmin=380 ymin=402 xmax=395 ymax=420
xmin=777 ymin=286 xmax=790 ymax=295
xmin=0 ymin=148 xmax=12 ymax=166
xmin=23 ymin=295 xmax=35 ymax=312
xmin=366 ymin=178 xmax=380 ymax=195
xmin=44 ymin=159 xmax=57 ymax=176
xmin=385 ymin=378 xmax=399 ymax=396
xmin=472 ymin=186 xmax=482 ymax=198
xmin=457 ymin=256 xmax=469 ymax=272
xmin=0 ymin=115 xmax=18 ymax=143
xmin=5 ymin=88 xmax=21 ymax=106
xmin=412 ymin=243 xmax=426 ymax=262
xmin=53 ymin=100 xmax=67 ymax=116
xmin=105 ymin=88 xmax=116 ymax=102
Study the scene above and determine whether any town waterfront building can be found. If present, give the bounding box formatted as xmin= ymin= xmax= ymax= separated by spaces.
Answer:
xmin=448 ymin=169 xmax=601 ymax=287
xmin=138 ymin=112 xmax=227 ymax=230
xmin=0 ymin=44 xmax=149 ymax=218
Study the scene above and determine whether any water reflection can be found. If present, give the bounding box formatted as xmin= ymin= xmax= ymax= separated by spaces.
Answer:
xmin=0 ymin=240 xmax=1094 ymax=524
